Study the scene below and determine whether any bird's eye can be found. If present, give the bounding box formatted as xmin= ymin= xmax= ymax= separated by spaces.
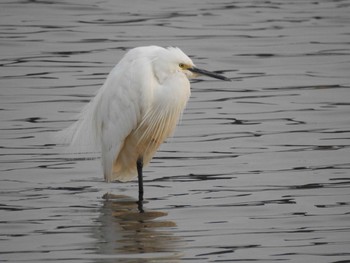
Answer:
xmin=179 ymin=63 xmax=185 ymax=69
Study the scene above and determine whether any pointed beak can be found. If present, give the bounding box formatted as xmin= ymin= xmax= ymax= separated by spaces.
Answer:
xmin=188 ymin=66 xmax=231 ymax=81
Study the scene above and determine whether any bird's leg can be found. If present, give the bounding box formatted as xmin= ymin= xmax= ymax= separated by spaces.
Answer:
xmin=137 ymin=157 xmax=144 ymax=201
xmin=136 ymin=157 xmax=144 ymax=213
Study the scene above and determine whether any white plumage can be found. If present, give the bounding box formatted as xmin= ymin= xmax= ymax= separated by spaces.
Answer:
xmin=61 ymin=46 xmax=191 ymax=182
xmin=58 ymin=45 xmax=229 ymax=187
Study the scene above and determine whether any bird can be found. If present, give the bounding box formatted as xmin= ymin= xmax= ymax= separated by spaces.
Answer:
xmin=59 ymin=46 xmax=230 ymax=207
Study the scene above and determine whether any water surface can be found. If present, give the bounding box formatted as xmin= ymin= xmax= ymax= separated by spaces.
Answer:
xmin=1 ymin=0 xmax=350 ymax=262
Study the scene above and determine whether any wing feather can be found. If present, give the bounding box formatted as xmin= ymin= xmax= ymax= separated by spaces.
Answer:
xmin=58 ymin=48 xmax=157 ymax=182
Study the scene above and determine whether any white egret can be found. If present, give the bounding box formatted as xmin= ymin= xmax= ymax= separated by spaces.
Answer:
xmin=60 ymin=46 xmax=229 ymax=206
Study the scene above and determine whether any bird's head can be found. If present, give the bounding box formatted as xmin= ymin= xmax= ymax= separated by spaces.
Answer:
xmin=153 ymin=47 xmax=230 ymax=83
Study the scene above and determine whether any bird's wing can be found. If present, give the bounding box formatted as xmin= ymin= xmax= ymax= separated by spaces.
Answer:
xmin=96 ymin=54 xmax=154 ymax=181
xmin=56 ymin=46 xmax=160 ymax=181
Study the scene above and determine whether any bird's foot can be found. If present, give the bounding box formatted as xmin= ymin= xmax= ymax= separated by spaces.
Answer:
xmin=137 ymin=199 xmax=145 ymax=213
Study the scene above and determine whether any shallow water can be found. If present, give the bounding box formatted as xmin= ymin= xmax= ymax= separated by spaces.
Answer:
xmin=1 ymin=0 xmax=350 ymax=262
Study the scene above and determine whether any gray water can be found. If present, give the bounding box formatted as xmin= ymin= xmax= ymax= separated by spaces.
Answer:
xmin=1 ymin=1 xmax=350 ymax=262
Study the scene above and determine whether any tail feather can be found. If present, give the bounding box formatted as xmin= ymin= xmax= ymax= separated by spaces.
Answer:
xmin=55 ymin=97 xmax=101 ymax=154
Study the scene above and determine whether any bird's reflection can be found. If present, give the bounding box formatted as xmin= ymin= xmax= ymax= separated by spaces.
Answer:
xmin=94 ymin=193 xmax=181 ymax=262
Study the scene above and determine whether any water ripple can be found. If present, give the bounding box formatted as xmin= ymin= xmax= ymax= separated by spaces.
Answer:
xmin=1 ymin=0 xmax=350 ymax=262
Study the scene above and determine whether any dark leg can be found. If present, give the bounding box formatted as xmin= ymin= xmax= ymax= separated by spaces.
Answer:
xmin=136 ymin=158 xmax=144 ymax=213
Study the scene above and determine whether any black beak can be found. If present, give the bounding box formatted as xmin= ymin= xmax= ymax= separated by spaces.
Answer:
xmin=188 ymin=67 xmax=231 ymax=81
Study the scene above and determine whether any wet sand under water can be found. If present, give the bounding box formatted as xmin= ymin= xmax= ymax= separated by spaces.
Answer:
xmin=1 ymin=1 xmax=350 ymax=262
